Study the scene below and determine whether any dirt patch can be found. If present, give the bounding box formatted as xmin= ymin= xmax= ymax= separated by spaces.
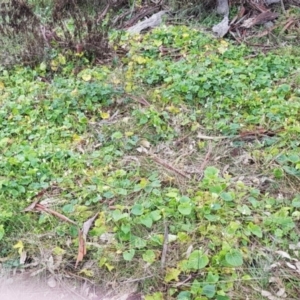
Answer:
xmin=0 ymin=272 xmax=85 ymax=300
xmin=0 ymin=270 xmax=139 ymax=300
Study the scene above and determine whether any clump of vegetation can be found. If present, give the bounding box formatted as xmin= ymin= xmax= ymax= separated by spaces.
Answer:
xmin=1 ymin=1 xmax=300 ymax=299
xmin=0 ymin=0 xmax=114 ymax=67
xmin=0 ymin=26 xmax=300 ymax=299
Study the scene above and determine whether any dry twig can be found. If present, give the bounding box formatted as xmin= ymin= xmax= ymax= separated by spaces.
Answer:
xmin=198 ymin=142 xmax=213 ymax=175
xmin=23 ymin=183 xmax=60 ymax=212
xmin=35 ymin=204 xmax=77 ymax=225
xmin=151 ymin=155 xmax=190 ymax=179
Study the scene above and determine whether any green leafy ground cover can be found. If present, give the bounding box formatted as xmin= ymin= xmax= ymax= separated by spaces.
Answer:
xmin=1 ymin=25 xmax=300 ymax=299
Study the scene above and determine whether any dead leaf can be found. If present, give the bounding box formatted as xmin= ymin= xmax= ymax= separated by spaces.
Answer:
xmin=139 ymin=139 xmax=150 ymax=148
xmin=23 ymin=198 xmax=40 ymax=212
xmin=47 ymin=275 xmax=57 ymax=288
xmin=136 ymin=146 xmax=148 ymax=154
xmin=74 ymin=213 xmax=99 ymax=268
xmin=286 ymin=262 xmax=296 ymax=269
xmin=269 ymin=262 xmax=281 ymax=269
xmin=47 ymin=255 xmax=55 ymax=274
xmin=275 ymin=250 xmax=291 ymax=260
xmin=261 ymin=290 xmax=280 ymax=300
xmin=185 ymin=245 xmax=193 ymax=259
xmin=75 ymin=229 xmax=86 ymax=268
xmin=197 ymin=133 xmax=229 ymax=140
xmin=276 ymin=288 xmax=286 ymax=297
xmin=289 ymin=242 xmax=300 ymax=250
xmin=23 ymin=184 xmax=60 ymax=212
xmin=83 ymin=212 xmax=99 ymax=238
xmin=20 ymin=251 xmax=27 ymax=264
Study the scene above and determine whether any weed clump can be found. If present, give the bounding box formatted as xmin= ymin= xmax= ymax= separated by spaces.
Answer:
xmin=0 ymin=0 xmax=113 ymax=67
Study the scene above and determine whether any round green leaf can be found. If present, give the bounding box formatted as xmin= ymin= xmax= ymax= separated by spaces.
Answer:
xmin=187 ymin=250 xmax=209 ymax=270
xmin=202 ymin=285 xmax=216 ymax=298
xmin=132 ymin=236 xmax=147 ymax=249
xmin=176 ymin=291 xmax=191 ymax=300
xmin=237 ymin=204 xmax=251 ymax=215
xmin=225 ymin=249 xmax=243 ymax=267
xmin=123 ymin=249 xmax=135 ymax=261
xmin=150 ymin=210 xmax=161 ymax=221
xmin=273 ymin=168 xmax=283 ymax=179
xmin=220 ymin=192 xmax=234 ymax=202
xmin=247 ymin=222 xmax=262 ymax=238
xmin=139 ymin=214 xmax=153 ymax=228
xmin=121 ymin=223 xmax=131 ymax=234
xmin=292 ymin=196 xmax=300 ymax=208
xmin=131 ymin=204 xmax=143 ymax=215
xmin=204 ymin=166 xmax=219 ymax=178
xmin=112 ymin=210 xmax=127 ymax=222
xmin=178 ymin=203 xmax=192 ymax=215
xmin=206 ymin=272 xmax=219 ymax=283
xmin=111 ymin=131 xmax=123 ymax=139
xmin=62 ymin=204 xmax=74 ymax=213
xmin=288 ymin=154 xmax=300 ymax=163
xmin=142 ymin=250 xmax=156 ymax=264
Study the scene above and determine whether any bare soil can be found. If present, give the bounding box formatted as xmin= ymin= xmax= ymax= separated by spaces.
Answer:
xmin=0 ymin=272 xmax=85 ymax=300
xmin=0 ymin=270 xmax=139 ymax=300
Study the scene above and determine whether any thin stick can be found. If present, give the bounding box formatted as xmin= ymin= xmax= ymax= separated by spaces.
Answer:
xmin=199 ymin=142 xmax=213 ymax=174
xmin=151 ymin=156 xmax=190 ymax=179
xmin=23 ymin=183 xmax=59 ymax=212
xmin=151 ymin=156 xmax=189 ymax=179
xmin=35 ymin=204 xmax=77 ymax=225
xmin=281 ymin=0 xmax=286 ymax=15
xmin=127 ymin=94 xmax=150 ymax=106
xmin=175 ymin=132 xmax=192 ymax=146
xmin=197 ymin=134 xmax=231 ymax=140
xmin=121 ymin=275 xmax=154 ymax=283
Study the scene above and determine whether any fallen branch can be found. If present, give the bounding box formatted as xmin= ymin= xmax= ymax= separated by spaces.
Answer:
xmin=124 ymin=6 xmax=160 ymax=28
xmin=35 ymin=204 xmax=77 ymax=225
xmin=175 ymin=132 xmax=193 ymax=146
xmin=23 ymin=183 xmax=60 ymax=212
xmin=245 ymin=24 xmax=279 ymax=39
xmin=151 ymin=155 xmax=190 ymax=179
xmin=175 ymin=275 xmax=193 ymax=287
xmin=127 ymin=94 xmax=151 ymax=106
xmin=127 ymin=11 xmax=168 ymax=34
xmin=242 ymin=11 xmax=279 ymax=28
xmin=279 ymin=17 xmax=296 ymax=35
xmin=96 ymin=3 xmax=110 ymax=24
xmin=197 ymin=133 xmax=232 ymax=140
xmin=198 ymin=142 xmax=213 ymax=175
